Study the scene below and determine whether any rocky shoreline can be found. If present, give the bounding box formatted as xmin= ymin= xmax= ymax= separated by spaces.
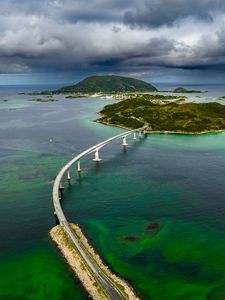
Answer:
xmin=50 ymin=223 xmax=140 ymax=300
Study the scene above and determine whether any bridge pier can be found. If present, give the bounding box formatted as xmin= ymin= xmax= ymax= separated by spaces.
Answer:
xmin=122 ymin=136 xmax=128 ymax=147
xmin=139 ymin=131 xmax=142 ymax=138
xmin=67 ymin=171 xmax=71 ymax=183
xmin=59 ymin=182 xmax=64 ymax=191
xmin=133 ymin=132 xmax=137 ymax=140
xmin=77 ymin=161 xmax=81 ymax=172
xmin=93 ymin=149 xmax=102 ymax=162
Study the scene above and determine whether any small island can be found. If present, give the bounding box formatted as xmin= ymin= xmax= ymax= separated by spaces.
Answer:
xmin=173 ymin=87 xmax=204 ymax=93
xmin=30 ymin=98 xmax=58 ymax=102
xmin=65 ymin=94 xmax=90 ymax=99
xmin=18 ymin=91 xmax=53 ymax=96
xmin=97 ymin=94 xmax=225 ymax=134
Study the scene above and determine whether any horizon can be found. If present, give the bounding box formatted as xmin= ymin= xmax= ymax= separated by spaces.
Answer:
xmin=0 ymin=74 xmax=224 ymax=88
xmin=0 ymin=80 xmax=225 ymax=89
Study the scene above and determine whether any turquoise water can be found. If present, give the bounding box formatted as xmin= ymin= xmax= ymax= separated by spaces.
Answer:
xmin=1 ymin=86 xmax=225 ymax=299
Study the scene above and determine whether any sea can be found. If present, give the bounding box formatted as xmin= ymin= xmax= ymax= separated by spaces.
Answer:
xmin=1 ymin=83 xmax=225 ymax=300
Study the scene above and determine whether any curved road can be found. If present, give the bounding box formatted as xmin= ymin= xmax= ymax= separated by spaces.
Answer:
xmin=52 ymin=126 xmax=147 ymax=299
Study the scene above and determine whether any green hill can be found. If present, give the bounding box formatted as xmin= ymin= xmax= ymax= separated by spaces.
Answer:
xmin=57 ymin=75 xmax=157 ymax=93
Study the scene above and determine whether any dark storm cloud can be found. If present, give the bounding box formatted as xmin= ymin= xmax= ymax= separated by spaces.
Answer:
xmin=124 ymin=0 xmax=225 ymax=28
xmin=88 ymin=37 xmax=184 ymax=70
xmin=0 ymin=0 xmax=224 ymax=81
xmin=5 ymin=0 xmax=135 ymax=23
xmin=61 ymin=0 xmax=132 ymax=23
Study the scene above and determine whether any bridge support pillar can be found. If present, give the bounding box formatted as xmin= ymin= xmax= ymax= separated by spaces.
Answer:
xmin=93 ymin=149 xmax=102 ymax=162
xmin=67 ymin=171 xmax=71 ymax=183
xmin=122 ymin=136 xmax=128 ymax=147
xmin=139 ymin=131 xmax=142 ymax=138
xmin=77 ymin=161 xmax=81 ymax=172
xmin=133 ymin=132 xmax=137 ymax=140
xmin=59 ymin=182 xmax=64 ymax=191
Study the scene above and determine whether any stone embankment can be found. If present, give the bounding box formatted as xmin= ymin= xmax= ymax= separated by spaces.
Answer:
xmin=50 ymin=223 xmax=140 ymax=300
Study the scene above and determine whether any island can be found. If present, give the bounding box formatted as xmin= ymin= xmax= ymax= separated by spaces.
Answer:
xmin=173 ymin=87 xmax=204 ymax=93
xmin=57 ymin=75 xmax=157 ymax=93
xmin=65 ymin=94 xmax=90 ymax=99
xmin=19 ymin=75 xmax=157 ymax=96
xmin=30 ymin=98 xmax=58 ymax=102
xmin=97 ymin=94 xmax=225 ymax=134
xmin=18 ymin=91 xmax=53 ymax=96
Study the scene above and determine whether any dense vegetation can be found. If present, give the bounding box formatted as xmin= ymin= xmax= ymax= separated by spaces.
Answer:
xmin=97 ymin=94 xmax=225 ymax=133
xmin=57 ymin=75 xmax=157 ymax=93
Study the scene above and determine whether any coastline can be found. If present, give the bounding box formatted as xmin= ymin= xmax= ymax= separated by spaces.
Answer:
xmin=50 ymin=223 xmax=140 ymax=300
xmin=96 ymin=120 xmax=225 ymax=135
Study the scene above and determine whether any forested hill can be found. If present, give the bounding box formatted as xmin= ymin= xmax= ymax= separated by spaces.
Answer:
xmin=57 ymin=75 xmax=157 ymax=93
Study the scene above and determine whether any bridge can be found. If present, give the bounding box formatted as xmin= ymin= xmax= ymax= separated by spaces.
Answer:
xmin=52 ymin=126 xmax=147 ymax=300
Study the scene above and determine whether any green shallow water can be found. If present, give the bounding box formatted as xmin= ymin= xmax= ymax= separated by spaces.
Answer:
xmin=1 ymin=91 xmax=225 ymax=300
xmin=63 ymin=134 xmax=225 ymax=300
xmin=83 ymin=218 xmax=225 ymax=300
xmin=1 ymin=244 xmax=86 ymax=300
xmin=0 ymin=152 xmax=87 ymax=300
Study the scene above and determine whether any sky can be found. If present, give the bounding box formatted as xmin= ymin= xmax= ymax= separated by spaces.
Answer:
xmin=0 ymin=0 xmax=225 ymax=85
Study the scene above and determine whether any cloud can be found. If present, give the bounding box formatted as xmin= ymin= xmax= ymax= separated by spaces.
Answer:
xmin=0 ymin=0 xmax=224 ymax=84
xmin=124 ymin=0 xmax=225 ymax=28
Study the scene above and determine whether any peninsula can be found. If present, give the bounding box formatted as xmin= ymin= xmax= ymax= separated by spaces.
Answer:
xmin=97 ymin=94 xmax=225 ymax=134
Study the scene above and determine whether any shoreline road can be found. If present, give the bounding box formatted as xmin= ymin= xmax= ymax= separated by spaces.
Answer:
xmin=52 ymin=126 xmax=147 ymax=299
